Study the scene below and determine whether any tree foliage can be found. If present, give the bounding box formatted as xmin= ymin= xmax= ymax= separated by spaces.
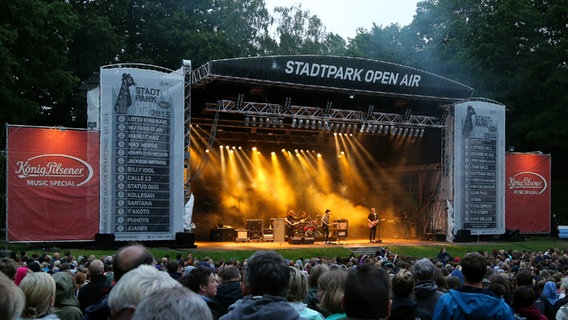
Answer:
xmin=0 ymin=0 xmax=566 ymax=184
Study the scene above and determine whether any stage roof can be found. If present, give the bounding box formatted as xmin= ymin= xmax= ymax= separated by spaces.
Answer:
xmin=190 ymin=55 xmax=474 ymax=147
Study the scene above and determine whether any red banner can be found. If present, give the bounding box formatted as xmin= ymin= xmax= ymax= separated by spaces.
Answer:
xmin=7 ymin=126 xmax=100 ymax=241
xmin=505 ymin=153 xmax=551 ymax=233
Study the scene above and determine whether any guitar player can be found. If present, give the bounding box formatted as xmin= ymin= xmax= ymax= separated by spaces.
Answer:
xmin=285 ymin=210 xmax=296 ymax=239
xmin=368 ymin=207 xmax=381 ymax=243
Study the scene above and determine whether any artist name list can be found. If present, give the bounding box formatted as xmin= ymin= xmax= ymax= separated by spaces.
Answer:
xmin=463 ymin=138 xmax=497 ymax=228
xmin=114 ymin=114 xmax=170 ymax=232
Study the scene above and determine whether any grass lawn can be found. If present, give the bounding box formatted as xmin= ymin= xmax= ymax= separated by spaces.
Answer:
xmin=2 ymin=238 xmax=567 ymax=263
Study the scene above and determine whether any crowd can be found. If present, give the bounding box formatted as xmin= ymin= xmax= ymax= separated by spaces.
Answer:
xmin=2 ymin=245 xmax=568 ymax=320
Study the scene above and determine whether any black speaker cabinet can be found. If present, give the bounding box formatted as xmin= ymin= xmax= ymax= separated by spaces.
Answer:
xmin=95 ymin=233 xmax=115 ymax=248
xmin=175 ymin=232 xmax=196 ymax=248
xmin=454 ymin=229 xmax=472 ymax=242
xmin=302 ymin=237 xmax=315 ymax=244
xmin=289 ymin=237 xmax=303 ymax=244
xmin=246 ymin=219 xmax=263 ymax=231
xmin=210 ymin=228 xmax=237 ymax=242
xmin=501 ymin=229 xmax=520 ymax=242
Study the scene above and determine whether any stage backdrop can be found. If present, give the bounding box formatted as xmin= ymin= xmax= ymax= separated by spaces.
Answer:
xmin=505 ymin=152 xmax=551 ymax=233
xmin=6 ymin=126 xmax=100 ymax=241
xmin=99 ymin=66 xmax=185 ymax=241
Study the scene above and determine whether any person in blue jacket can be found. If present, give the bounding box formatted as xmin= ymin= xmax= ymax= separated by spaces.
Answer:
xmin=433 ymin=252 xmax=514 ymax=320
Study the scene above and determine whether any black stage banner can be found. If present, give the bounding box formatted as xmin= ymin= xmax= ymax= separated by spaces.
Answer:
xmin=198 ymin=55 xmax=474 ymax=101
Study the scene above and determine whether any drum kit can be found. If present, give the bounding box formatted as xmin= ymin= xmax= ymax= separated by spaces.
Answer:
xmin=291 ymin=211 xmax=323 ymax=238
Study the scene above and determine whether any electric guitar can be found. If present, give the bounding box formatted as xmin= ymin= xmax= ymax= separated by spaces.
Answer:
xmin=368 ymin=219 xmax=385 ymax=228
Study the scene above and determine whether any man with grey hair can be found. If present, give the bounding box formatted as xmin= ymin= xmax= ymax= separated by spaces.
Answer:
xmin=79 ymin=259 xmax=113 ymax=312
xmin=133 ymin=286 xmax=213 ymax=320
xmin=411 ymin=258 xmax=444 ymax=318
xmin=108 ymin=264 xmax=181 ymax=320
xmin=83 ymin=244 xmax=155 ymax=320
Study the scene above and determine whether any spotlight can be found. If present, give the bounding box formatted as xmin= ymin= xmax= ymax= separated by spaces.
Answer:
xmin=236 ymin=93 xmax=244 ymax=107
xmin=360 ymin=123 xmax=366 ymax=132
xmin=318 ymin=120 xmax=323 ymax=130
xmin=259 ymin=118 xmax=264 ymax=127
xmin=378 ymin=124 xmax=384 ymax=134
xmin=291 ymin=118 xmax=297 ymax=128
xmin=366 ymin=105 xmax=374 ymax=119
xmin=284 ymin=96 xmax=292 ymax=110
xmin=311 ymin=120 xmax=316 ymax=129
xmin=325 ymin=121 xmax=330 ymax=130
xmin=325 ymin=101 xmax=333 ymax=115
xmin=347 ymin=124 xmax=352 ymax=132
xmin=420 ymin=128 xmax=425 ymax=137
xmin=278 ymin=119 xmax=284 ymax=128
xmin=352 ymin=124 xmax=358 ymax=133
xmin=252 ymin=117 xmax=257 ymax=126
xmin=305 ymin=119 xmax=310 ymax=129
xmin=245 ymin=117 xmax=250 ymax=126
xmin=299 ymin=119 xmax=304 ymax=127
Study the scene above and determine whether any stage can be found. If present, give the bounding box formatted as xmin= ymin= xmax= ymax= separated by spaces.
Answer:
xmin=192 ymin=236 xmax=446 ymax=252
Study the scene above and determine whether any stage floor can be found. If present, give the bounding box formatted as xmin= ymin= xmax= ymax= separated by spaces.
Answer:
xmin=193 ymin=236 xmax=448 ymax=251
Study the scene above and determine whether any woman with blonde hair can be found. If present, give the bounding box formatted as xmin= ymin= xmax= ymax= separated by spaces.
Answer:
xmin=287 ymin=266 xmax=324 ymax=320
xmin=19 ymin=271 xmax=59 ymax=319
xmin=317 ymin=268 xmax=348 ymax=319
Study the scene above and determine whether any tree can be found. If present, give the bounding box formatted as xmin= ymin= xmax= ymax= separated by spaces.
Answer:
xmin=266 ymin=4 xmax=346 ymax=55
xmin=0 ymin=0 xmax=80 ymax=127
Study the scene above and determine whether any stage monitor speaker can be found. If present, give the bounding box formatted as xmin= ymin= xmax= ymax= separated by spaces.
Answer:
xmin=95 ymin=233 xmax=115 ymax=248
xmin=302 ymin=237 xmax=314 ymax=244
xmin=289 ymin=237 xmax=302 ymax=244
xmin=454 ymin=229 xmax=471 ymax=242
xmin=175 ymin=232 xmax=196 ymax=248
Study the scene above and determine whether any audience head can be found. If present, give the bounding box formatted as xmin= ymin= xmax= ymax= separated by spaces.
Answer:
xmin=512 ymin=285 xmax=539 ymax=311
xmin=515 ymin=269 xmax=534 ymax=287
xmin=180 ymin=264 xmax=217 ymax=299
xmin=308 ymin=263 xmax=329 ymax=288
xmin=132 ymin=286 xmax=212 ymax=320
xmin=108 ymin=264 xmax=181 ymax=320
xmin=15 ymin=267 xmax=30 ymax=285
xmin=0 ymin=257 xmax=18 ymax=280
xmin=392 ymin=269 xmax=414 ymax=298
xmin=88 ymin=259 xmax=105 ymax=276
xmin=287 ymin=266 xmax=309 ymax=302
xmin=112 ymin=244 xmax=155 ymax=282
xmin=411 ymin=258 xmax=436 ymax=281
xmin=0 ymin=272 xmax=26 ymax=320
xmin=19 ymin=271 xmax=57 ymax=318
xmin=317 ymin=268 xmax=348 ymax=315
xmin=342 ymin=264 xmax=390 ymax=319
xmin=221 ymin=265 xmax=241 ymax=283
xmin=52 ymin=271 xmax=79 ymax=308
xmin=460 ymin=252 xmax=487 ymax=284
xmin=244 ymin=250 xmax=290 ymax=297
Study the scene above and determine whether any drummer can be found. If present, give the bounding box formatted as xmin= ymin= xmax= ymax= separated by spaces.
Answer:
xmin=299 ymin=210 xmax=309 ymax=222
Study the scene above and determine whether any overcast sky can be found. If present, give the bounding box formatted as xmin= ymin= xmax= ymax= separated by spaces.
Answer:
xmin=264 ymin=0 xmax=420 ymax=39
